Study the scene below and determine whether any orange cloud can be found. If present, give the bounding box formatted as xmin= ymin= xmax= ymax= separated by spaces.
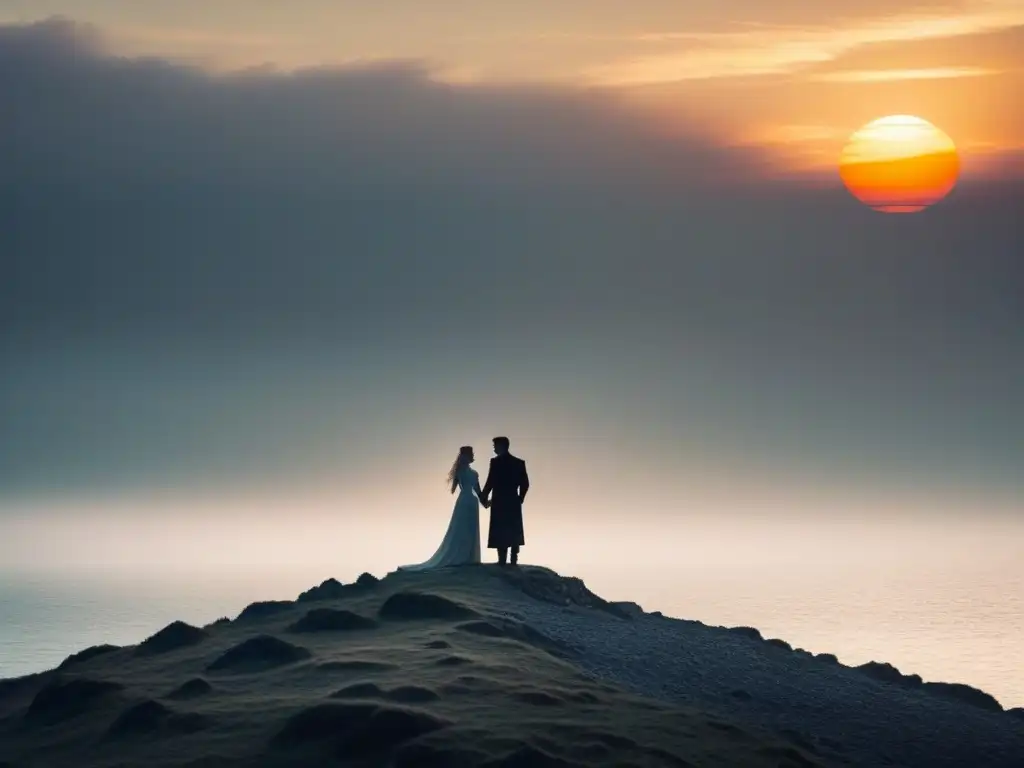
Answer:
xmin=809 ymin=66 xmax=1001 ymax=82
xmin=586 ymin=2 xmax=1024 ymax=85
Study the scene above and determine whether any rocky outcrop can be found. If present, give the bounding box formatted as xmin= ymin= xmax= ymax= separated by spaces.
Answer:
xmin=497 ymin=567 xmax=635 ymax=619
xmin=57 ymin=644 xmax=121 ymax=669
xmin=296 ymin=572 xmax=380 ymax=603
xmin=287 ymin=608 xmax=377 ymax=633
xmin=235 ymin=601 xmax=295 ymax=621
xmin=136 ymin=621 xmax=207 ymax=656
xmin=207 ymin=636 xmax=311 ymax=672
xmin=379 ymin=592 xmax=479 ymax=621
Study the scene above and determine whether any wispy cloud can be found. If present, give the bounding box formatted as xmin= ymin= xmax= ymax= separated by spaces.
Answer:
xmin=809 ymin=66 xmax=1003 ymax=82
xmin=586 ymin=2 xmax=1024 ymax=85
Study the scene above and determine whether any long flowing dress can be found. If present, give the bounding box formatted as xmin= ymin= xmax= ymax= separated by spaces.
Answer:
xmin=398 ymin=466 xmax=482 ymax=571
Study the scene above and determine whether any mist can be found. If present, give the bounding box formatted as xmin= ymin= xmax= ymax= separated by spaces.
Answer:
xmin=1 ymin=18 xmax=1021 ymax=518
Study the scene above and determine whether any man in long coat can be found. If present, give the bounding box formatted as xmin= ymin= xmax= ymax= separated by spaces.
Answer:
xmin=480 ymin=436 xmax=530 ymax=565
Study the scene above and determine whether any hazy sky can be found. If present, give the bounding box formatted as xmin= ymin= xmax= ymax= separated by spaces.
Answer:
xmin=0 ymin=11 xmax=1021 ymax=552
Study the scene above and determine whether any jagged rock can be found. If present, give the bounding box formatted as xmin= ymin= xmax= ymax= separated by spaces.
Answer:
xmin=923 ymin=681 xmax=1002 ymax=713
xmin=853 ymin=662 xmax=1001 ymax=713
xmin=727 ymin=626 xmax=763 ymax=642
xmin=856 ymin=662 xmax=921 ymax=688
xmin=497 ymin=567 xmax=633 ymax=619
xmin=297 ymin=578 xmax=347 ymax=602
xmin=610 ymin=601 xmax=644 ymax=618
xmin=136 ymin=621 xmax=207 ymax=655
xmin=296 ymin=573 xmax=379 ymax=604
xmin=57 ymin=644 xmax=121 ymax=669
xmin=355 ymin=572 xmax=379 ymax=588
xmin=236 ymin=601 xmax=294 ymax=621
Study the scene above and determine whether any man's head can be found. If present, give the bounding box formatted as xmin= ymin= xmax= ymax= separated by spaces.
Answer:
xmin=492 ymin=436 xmax=510 ymax=456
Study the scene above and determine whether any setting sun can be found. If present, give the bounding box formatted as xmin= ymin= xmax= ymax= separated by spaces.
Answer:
xmin=839 ymin=115 xmax=960 ymax=213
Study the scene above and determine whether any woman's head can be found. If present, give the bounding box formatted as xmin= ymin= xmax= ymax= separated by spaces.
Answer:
xmin=447 ymin=445 xmax=474 ymax=492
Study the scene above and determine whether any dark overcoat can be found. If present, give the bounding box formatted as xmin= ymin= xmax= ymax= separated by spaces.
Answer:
xmin=482 ymin=453 xmax=529 ymax=549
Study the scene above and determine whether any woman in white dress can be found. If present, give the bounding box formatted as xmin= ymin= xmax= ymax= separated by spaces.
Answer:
xmin=398 ymin=445 xmax=486 ymax=571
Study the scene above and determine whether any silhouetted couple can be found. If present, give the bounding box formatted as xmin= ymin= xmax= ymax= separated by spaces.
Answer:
xmin=399 ymin=436 xmax=529 ymax=571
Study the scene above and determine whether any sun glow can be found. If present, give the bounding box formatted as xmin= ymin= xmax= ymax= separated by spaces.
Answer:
xmin=839 ymin=115 xmax=959 ymax=213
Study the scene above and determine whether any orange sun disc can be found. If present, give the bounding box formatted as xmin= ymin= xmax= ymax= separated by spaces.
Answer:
xmin=839 ymin=115 xmax=959 ymax=213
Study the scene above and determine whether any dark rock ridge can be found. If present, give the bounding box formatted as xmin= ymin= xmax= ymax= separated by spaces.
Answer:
xmin=712 ymin=621 xmax=1010 ymax=718
xmin=4 ymin=561 xmax=1021 ymax=768
xmin=727 ymin=626 xmax=764 ymax=642
xmin=857 ymin=661 xmax=923 ymax=687
xmin=288 ymin=608 xmax=377 ymax=633
xmin=297 ymin=578 xmax=347 ymax=602
xmin=497 ymin=567 xmax=636 ymax=619
xmin=0 ymin=671 xmax=54 ymax=708
xmin=207 ymin=635 xmax=311 ymax=672
xmin=136 ymin=621 xmax=207 ymax=655
xmin=104 ymin=699 xmax=210 ymax=739
xmin=235 ymin=600 xmax=295 ymax=622
xmin=57 ymin=644 xmax=121 ymax=669
xmin=296 ymin=572 xmax=380 ymax=603
xmin=378 ymin=591 xmax=479 ymax=621
xmin=24 ymin=677 xmax=124 ymax=725
xmin=484 ymin=567 xmax=1022 ymax=721
xmin=922 ymin=681 xmax=1003 ymax=713
xmin=271 ymin=702 xmax=450 ymax=757
xmin=355 ymin=572 xmax=380 ymax=588
xmin=455 ymin=618 xmax=576 ymax=658
xmin=852 ymin=661 xmax=1002 ymax=712
xmin=610 ymin=600 xmax=645 ymax=618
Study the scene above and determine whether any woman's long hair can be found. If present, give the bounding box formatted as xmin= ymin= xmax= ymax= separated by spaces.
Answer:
xmin=447 ymin=446 xmax=473 ymax=494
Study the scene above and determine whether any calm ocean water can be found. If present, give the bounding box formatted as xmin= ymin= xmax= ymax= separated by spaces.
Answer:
xmin=2 ymin=555 xmax=1022 ymax=709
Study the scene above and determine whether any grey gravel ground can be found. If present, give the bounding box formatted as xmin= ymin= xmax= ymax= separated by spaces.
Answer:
xmin=486 ymin=574 xmax=1024 ymax=768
